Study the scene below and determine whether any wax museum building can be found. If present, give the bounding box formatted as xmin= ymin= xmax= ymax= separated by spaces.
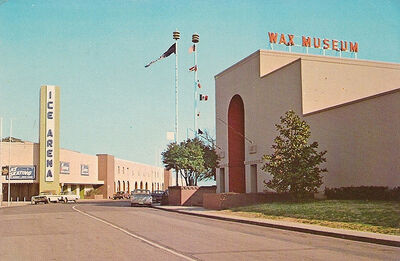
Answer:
xmin=0 ymin=86 xmax=169 ymax=202
xmin=215 ymin=50 xmax=400 ymax=194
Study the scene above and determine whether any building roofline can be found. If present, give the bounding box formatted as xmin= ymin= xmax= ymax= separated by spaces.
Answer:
xmin=259 ymin=50 xmax=400 ymax=70
xmin=215 ymin=49 xmax=400 ymax=79
xmin=214 ymin=50 xmax=261 ymax=79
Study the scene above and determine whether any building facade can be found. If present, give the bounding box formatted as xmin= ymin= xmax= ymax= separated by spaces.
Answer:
xmin=0 ymin=140 xmax=166 ymax=201
xmin=215 ymin=50 xmax=400 ymax=193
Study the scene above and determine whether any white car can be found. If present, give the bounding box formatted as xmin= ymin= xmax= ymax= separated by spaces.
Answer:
xmin=59 ymin=191 xmax=79 ymax=203
xmin=31 ymin=192 xmax=61 ymax=204
xmin=130 ymin=189 xmax=152 ymax=207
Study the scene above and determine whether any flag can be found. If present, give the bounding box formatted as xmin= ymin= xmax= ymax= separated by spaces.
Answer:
xmin=188 ymin=44 xmax=196 ymax=53
xmin=200 ymin=94 xmax=208 ymax=101
xmin=145 ymin=43 xmax=176 ymax=68
xmin=189 ymin=65 xmax=197 ymax=72
xmin=197 ymin=81 xmax=201 ymax=88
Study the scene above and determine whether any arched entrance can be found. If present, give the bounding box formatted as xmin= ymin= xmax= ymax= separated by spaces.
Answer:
xmin=228 ymin=94 xmax=245 ymax=193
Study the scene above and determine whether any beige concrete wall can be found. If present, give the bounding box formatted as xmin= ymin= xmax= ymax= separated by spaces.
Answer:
xmin=0 ymin=142 xmax=39 ymax=184
xmin=257 ymin=50 xmax=400 ymax=114
xmin=59 ymin=148 xmax=99 ymax=185
xmin=215 ymin=50 xmax=400 ymax=193
xmin=216 ymin=55 xmax=303 ymax=193
xmin=114 ymin=158 xmax=165 ymax=193
xmin=306 ymin=91 xmax=400 ymax=188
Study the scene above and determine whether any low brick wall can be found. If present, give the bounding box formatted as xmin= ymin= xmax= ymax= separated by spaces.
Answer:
xmin=168 ymin=186 xmax=216 ymax=206
xmin=84 ymin=194 xmax=104 ymax=200
xmin=203 ymin=192 xmax=295 ymax=210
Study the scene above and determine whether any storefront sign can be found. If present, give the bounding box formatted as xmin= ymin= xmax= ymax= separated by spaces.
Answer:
xmin=81 ymin=164 xmax=89 ymax=176
xmin=268 ymin=32 xmax=358 ymax=53
xmin=60 ymin=162 xmax=70 ymax=174
xmin=7 ymin=166 xmax=36 ymax=180
xmin=45 ymin=86 xmax=55 ymax=182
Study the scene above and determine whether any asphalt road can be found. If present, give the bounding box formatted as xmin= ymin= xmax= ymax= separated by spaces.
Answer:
xmin=0 ymin=200 xmax=399 ymax=261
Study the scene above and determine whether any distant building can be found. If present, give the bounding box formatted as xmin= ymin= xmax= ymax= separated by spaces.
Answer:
xmin=0 ymin=139 xmax=167 ymax=201
xmin=215 ymin=50 xmax=400 ymax=193
xmin=0 ymin=85 xmax=168 ymax=202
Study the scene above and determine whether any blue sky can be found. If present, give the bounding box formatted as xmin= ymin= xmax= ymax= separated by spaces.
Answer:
xmin=0 ymin=0 xmax=399 ymax=172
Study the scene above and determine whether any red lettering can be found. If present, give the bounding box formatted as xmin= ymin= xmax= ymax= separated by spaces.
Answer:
xmin=268 ymin=32 xmax=278 ymax=43
xmin=302 ymin=36 xmax=311 ymax=47
xmin=313 ymin=38 xmax=321 ymax=48
xmin=287 ymin=34 xmax=295 ymax=46
xmin=340 ymin=41 xmax=348 ymax=51
xmin=350 ymin=42 xmax=358 ymax=52
xmin=323 ymin=39 xmax=330 ymax=49
xmin=279 ymin=34 xmax=287 ymax=45
xmin=332 ymin=40 xmax=339 ymax=51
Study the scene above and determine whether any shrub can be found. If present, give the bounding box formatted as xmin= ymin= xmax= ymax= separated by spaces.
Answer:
xmin=325 ymin=186 xmax=400 ymax=201
xmin=262 ymin=110 xmax=327 ymax=198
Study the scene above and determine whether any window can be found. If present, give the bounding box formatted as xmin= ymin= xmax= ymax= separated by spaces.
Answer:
xmin=118 ymin=166 xmax=120 ymax=174
xmin=123 ymin=167 xmax=125 ymax=174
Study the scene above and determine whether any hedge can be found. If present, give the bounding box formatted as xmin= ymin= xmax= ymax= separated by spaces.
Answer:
xmin=324 ymin=186 xmax=400 ymax=201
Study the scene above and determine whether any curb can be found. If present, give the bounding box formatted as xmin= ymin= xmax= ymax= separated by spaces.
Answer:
xmin=152 ymin=206 xmax=400 ymax=248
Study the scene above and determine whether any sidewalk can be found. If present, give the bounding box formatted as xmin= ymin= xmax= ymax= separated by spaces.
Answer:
xmin=152 ymin=205 xmax=400 ymax=248
xmin=1 ymin=201 xmax=31 ymax=208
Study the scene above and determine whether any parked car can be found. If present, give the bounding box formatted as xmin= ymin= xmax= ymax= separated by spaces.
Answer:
xmin=113 ymin=191 xmax=126 ymax=200
xmin=59 ymin=191 xmax=79 ymax=203
xmin=31 ymin=194 xmax=49 ymax=204
xmin=130 ymin=189 xmax=152 ymax=207
xmin=151 ymin=190 xmax=164 ymax=203
xmin=31 ymin=191 xmax=60 ymax=204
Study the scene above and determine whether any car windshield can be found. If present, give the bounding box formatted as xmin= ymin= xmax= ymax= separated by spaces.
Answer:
xmin=132 ymin=189 xmax=150 ymax=195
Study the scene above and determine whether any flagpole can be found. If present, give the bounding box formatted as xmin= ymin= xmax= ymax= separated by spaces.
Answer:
xmin=192 ymin=33 xmax=199 ymax=138
xmin=173 ymin=30 xmax=180 ymax=186
xmin=8 ymin=119 xmax=11 ymax=206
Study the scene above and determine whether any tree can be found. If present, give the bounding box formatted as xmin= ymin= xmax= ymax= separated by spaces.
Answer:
xmin=262 ymin=110 xmax=327 ymax=197
xmin=162 ymin=137 xmax=220 ymax=186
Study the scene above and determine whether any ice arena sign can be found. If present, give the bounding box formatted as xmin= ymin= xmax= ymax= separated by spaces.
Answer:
xmin=268 ymin=32 xmax=358 ymax=53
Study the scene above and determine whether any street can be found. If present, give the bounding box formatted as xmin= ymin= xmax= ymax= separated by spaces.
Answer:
xmin=0 ymin=201 xmax=399 ymax=261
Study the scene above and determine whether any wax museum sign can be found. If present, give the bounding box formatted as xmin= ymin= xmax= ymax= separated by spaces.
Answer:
xmin=268 ymin=32 xmax=358 ymax=53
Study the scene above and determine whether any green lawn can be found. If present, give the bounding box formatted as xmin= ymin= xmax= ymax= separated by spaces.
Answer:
xmin=226 ymin=200 xmax=400 ymax=235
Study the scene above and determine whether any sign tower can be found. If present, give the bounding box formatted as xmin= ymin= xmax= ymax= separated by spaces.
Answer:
xmin=39 ymin=85 xmax=60 ymax=194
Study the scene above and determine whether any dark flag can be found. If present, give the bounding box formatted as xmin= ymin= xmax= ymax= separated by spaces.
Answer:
xmin=145 ymin=43 xmax=176 ymax=68
xmin=189 ymin=65 xmax=197 ymax=71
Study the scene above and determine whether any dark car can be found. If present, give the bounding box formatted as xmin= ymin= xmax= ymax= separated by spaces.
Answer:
xmin=151 ymin=190 xmax=164 ymax=203
xmin=113 ymin=191 xmax=126 ymax=200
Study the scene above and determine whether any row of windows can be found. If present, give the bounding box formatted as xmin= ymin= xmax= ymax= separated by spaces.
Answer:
xmin=117 ymin=166 xmax=162 ymax=178
xmin=114 ymin=180 xmax=164 ymax=193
